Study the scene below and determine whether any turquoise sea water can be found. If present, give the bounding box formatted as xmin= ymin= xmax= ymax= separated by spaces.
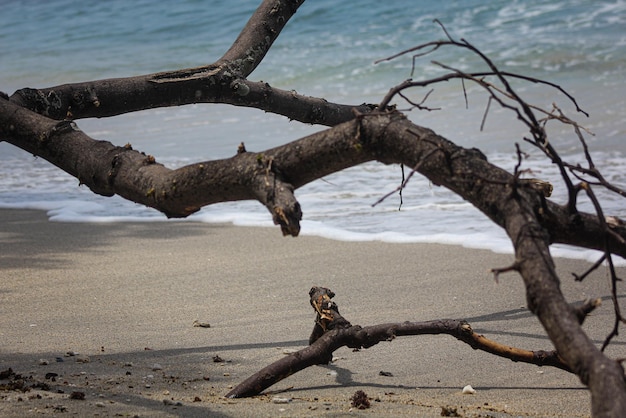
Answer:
xmin=1 ymin=0 xmax=625 ymax=262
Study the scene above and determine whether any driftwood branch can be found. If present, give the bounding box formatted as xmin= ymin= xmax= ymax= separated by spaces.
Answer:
xmin=226 ymin=287 xmax=575 ymax=398
xmin=3 ymin=2 xmax=626 ymax=415
xmin=4 ymin=97 xmax=626 ymax=249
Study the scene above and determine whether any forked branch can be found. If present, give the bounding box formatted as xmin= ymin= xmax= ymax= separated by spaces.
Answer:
xmin=226 ymin=287 xmax=574 ymax=398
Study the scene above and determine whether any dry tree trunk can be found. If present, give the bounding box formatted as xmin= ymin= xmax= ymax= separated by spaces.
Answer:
xmin=1 ymin=0 xmax=625 ymax=415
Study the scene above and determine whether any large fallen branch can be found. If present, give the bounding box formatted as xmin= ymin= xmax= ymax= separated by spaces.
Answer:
xmin=2 ymin=98 xmax=625 ymax=248
xmin=1 ymin=1 xmax=626 ymax=415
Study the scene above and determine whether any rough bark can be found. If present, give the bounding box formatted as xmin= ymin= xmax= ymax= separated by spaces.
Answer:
xmin=1 ymin=0 xmax=625 ymax=415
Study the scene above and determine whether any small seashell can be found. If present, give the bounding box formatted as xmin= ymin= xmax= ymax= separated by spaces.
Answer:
xmin=39 ymin=359 xmax=49 ymax=365
xmin=462 ymin=385 xmax=476 ymax=394
xmin=282 ymin=348 xmax=298 ymax=355
xmin=272 ymin=397 xmax=292 ymax=404
xmin=152 ymin=364 xmax=163 ymax=371
xmin=193 ymin=320 xmax=211 ymax=328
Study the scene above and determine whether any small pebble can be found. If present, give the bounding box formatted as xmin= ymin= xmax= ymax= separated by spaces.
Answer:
xmin=326 ymin=370 xmax=337 ymax=377
xmin=75 ymin=356 xmax=90 ymax=364
xmin=95 ymin=402 xmax=105 ymax=407
xmin=69 ymin=391 xmax=85 ymax=400
xmin=39 ymin=359 xmax=49 ymax=365
xmin=152 ymin=364 xmax=163 ymax=371
xmin=462 ymin=385 xmax=476 ymax=394
xmin=282 ymin=348 xmax=298 ymax=355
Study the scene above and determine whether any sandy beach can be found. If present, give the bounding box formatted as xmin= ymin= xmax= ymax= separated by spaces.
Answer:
xmin=1 ymin=208 xmax=625 ymax=417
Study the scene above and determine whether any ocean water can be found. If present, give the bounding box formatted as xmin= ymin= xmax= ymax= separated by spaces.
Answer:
xmin=1 ymin=0 xmax=625 ymax=264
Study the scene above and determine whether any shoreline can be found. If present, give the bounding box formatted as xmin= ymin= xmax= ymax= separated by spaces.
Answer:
xmin=1 ymin=208 xmax=624 ymax=417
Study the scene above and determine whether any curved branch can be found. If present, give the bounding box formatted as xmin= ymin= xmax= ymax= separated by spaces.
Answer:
xmin=226 ymin=286 xmax=573 ymax=398
xmin=217 ymin=0 xmax=304 ymax=77
xmin=7 ymin=0 xmax=372 ymax=127
xmin=227 ymin=320 xmax=570 ymax=398
xmin=8 ymin=75 xmax=373 ymax=126
xmin=3 ymin=96 xmax=625 ymax=254
xmin=0 ymin=97 xmax=306 ymax=232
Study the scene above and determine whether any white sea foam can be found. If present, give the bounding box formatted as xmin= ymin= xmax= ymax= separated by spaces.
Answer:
xmin=1 ymin=0 xmax=625 ymax=266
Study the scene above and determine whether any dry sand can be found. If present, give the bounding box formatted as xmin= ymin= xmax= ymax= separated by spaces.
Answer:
xmin=1 ymin=208 xmax=624 ymax=417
